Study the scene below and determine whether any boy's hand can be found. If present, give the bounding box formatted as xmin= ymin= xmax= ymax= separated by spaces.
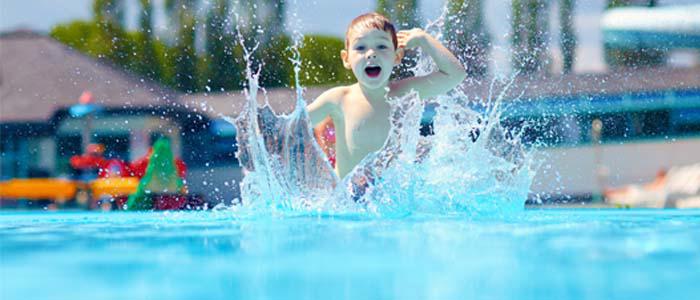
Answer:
xmin=397 ymin=28 xmax=427 ymax=50
xmin=390 ymin=27 xmax=466 ymax=99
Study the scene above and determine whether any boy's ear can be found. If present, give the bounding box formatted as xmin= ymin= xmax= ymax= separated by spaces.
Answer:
xmin=340 ymin=49 xmax=350 ymax=69
xmin=395 ymin=48 xmax=404 ymax=65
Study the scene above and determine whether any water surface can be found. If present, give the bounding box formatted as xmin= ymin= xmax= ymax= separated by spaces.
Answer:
xmin=1 ymin=209 xmax=698 ymax=299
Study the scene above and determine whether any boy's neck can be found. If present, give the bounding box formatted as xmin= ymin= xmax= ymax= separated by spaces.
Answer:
xmin=356 ymin=82 xmax=389 ymax=103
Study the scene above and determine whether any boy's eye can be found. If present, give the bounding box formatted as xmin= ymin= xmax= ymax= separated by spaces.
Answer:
xmin=355 ymin=46 xmax=365 ymax=51
xmin=378 ymin=45 xmax=388 ymax=50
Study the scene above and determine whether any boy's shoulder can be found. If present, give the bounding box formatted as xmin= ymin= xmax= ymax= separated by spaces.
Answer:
xmin=316 ymin=85 xmax=353 ymax=104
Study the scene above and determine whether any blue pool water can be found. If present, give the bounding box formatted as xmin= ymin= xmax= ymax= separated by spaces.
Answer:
xmin=1 ymin=209 xmax=699 ymax=299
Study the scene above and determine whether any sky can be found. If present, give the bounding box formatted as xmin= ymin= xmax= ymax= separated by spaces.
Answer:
xmin=1 ymin=0 xmax=697 ymax=74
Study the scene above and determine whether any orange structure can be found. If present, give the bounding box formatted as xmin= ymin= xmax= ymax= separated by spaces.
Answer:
xmin=0 ymin=179 xmax=78 ymax=203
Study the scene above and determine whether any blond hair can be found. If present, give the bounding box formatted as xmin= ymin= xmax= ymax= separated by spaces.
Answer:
xmin=345 ymin=13 xmax=397 ymax=50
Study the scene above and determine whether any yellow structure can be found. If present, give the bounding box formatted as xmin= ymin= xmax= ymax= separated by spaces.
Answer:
xmin=90 ymin=177 xmax=139 ymax=199
xmin=0 ymin=179 xmax=78 ymax=202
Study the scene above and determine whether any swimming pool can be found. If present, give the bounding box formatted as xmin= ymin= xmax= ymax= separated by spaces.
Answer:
xmin=1 ymin=209 xmax=698 ymax=299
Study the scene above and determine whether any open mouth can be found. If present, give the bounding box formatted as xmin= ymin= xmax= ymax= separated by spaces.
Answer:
xmin=364 ymin=66 xmax=382 ymax=78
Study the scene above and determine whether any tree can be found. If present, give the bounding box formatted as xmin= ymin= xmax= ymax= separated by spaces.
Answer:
xmin=511 ymin=0 xmax=578 ymax=75
xmin=265 ymin=0 xmax=286 ymax=38
xmin=53 ymin=1 xmax=140 ymax=74
xmin=51 ymin=21 xmax=105 ymax=57
xmin=93 ymin=0 xmax=126 ymax=28
xmin=444 ymin=0 xmax=490 ymax=78
xmin=236 ymin=0 xmax=292 ymax=88
xmin=205 ymin=0 xmax=243 ymax=91
xmin=260 ymin=0 xmax=291 ymax=88
xmin=137 ymin=0 xmax=162 ymax=80
xmin=560 ymin=0 xmax=576 ymax=73
xmin=511 ymin=0 xmax=548 ymax=75
xmin=166 ymin=0 xmax=199 ymax=93
xmin=53 ymin=0 xmax=359 ymax=92
xmin=294 ymin=35 xmax=354 ymax=87
xmin=377 ymin=0 xmax=420 ymax=29
xmin=93 ymin=0 xmax=132 ymax=68
xmin=54 ymin=1 xmax=177 ymax=88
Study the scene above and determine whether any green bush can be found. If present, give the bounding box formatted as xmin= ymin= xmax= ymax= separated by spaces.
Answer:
xmin=52 ymin=21 xmax=180 ymax=89
xmin=259 ymin=35 xmax=294 ymax=89
xmin=51 ymin=22 xmax=355 ymax=92
xmin=51 ymin=20 xmax=111 ymax=58
xmin=295 ymin=35 xmax=354 ymax=87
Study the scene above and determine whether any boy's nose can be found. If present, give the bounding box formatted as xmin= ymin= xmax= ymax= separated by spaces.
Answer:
xmin=366 ymin=50 xmax=377 ymax=59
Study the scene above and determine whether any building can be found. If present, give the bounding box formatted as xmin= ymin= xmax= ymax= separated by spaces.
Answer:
xmin=0 ymin=31 xmax=235 ymax=204
xmin=455 ymin=67 xmax=700 ymax=202
xmin=2 ymin=30 xmax=699 ymax=206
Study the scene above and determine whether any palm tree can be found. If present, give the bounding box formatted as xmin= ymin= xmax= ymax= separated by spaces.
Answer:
xmin=165 ymin=0 xmax=198 ymax=93
xmin=93 ymin=0 xmax=131 ymax=68
xmin=560 ymin=0 xmax=576 ymax=73
xmin=511 ymin=0 xmax=548 ymax=75
xmin=444 ymin=0 xmax=490 ymax=78
xmin=93 ymin=0 xmax=125 ymax=28
xmin=377 ymin=0 xmax=420 ymax=29
xmin=138 ymin=0 xmax=162 ymax=80
xmin=205 ymin=0 xmax=242 ymax=91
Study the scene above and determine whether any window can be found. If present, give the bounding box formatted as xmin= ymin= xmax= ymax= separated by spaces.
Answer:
xmin=1 ymin=138 xmax=18 ymax=179
xmin=671 ymin=108 xmax=700 ymax=136
xmin=502 ymin=115 xmax=579 ymax=147
xmin=55 ymin=135 xmax=82 ymax=176
xmin=637 ymin=110 xmax=670 ymax=137
xmin=94 ymin=134 xmax=130 ymax=161
xmin=578 ymin=113 xmax=632 ymax=143
xmin=181 ymin=120 xmax=239 ymax=169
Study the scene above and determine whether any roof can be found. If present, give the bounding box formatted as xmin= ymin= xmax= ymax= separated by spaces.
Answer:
xmin=181 ymin=67 xmax=700 ymax=120
xmin=461 ymin=66 xmax=700 ymax=101
xmin=178 ymin=86 xmax=328 ymax=118
xmin=602 ymin=5 xmax=700 ymax=35
xmin=0 ymin=31 xmax=178 ymax=123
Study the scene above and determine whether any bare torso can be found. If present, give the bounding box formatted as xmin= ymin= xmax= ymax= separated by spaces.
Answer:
xmin=308 ymin=27 xmax=467 ymax=180
xmin=332 ymin=84 xmax=392 ymax=178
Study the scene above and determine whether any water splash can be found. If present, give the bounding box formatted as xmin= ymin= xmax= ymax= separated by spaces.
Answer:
xmin=226 ymin=4 xmax=338 ymax=215
xmin=224 ymin=9 xmax=537 ymax=218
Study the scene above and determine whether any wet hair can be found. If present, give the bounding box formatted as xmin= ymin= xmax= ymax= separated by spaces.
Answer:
xmin=345 ymin=13 xmax=397 ymax=50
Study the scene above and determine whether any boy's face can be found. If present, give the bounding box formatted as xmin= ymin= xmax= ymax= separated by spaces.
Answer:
xmin=341 ymin=29 xmax=402 ymax=89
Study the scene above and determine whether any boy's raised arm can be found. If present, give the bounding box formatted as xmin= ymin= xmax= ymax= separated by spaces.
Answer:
xmin=392 ymin=29 xmax=467 ymax=99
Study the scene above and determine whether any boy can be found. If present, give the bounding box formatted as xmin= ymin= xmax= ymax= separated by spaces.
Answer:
xmin=307 ymin=13 xmax=466 ymax=178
